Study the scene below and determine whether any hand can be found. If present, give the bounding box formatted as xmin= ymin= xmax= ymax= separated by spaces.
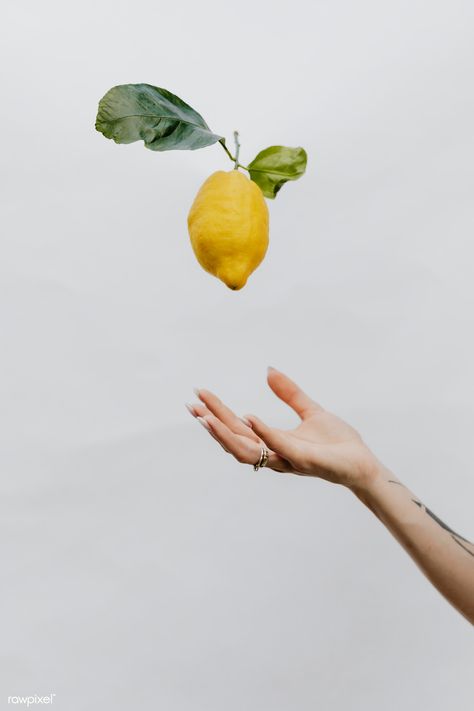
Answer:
xmin=186 ymin=367 xmax=380 ymax=490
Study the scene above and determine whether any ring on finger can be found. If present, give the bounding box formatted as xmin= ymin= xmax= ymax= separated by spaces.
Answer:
xmin=253 ymin=446 xmax=269 ymax=471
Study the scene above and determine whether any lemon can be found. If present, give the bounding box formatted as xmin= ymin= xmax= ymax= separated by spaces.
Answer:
xmin=187 ymin=170 xmax=269 ymax=290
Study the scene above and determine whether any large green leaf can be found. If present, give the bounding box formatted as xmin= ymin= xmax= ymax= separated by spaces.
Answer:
xmin=95 ymin=84 xmax=222 ymax=151
xmin=247 ymin=146 xmax=307 ymax=198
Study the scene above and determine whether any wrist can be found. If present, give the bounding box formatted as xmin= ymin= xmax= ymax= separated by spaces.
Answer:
xmin=349 ymin=457 xmax=389 ymax=501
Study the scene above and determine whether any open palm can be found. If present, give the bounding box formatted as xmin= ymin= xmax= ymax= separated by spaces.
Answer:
xmin=187 ymin=367 xmax=378 ymax=489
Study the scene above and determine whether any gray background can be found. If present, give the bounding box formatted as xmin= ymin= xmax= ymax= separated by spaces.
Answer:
xmin=1 ymin=0 xmax=473 ymax=708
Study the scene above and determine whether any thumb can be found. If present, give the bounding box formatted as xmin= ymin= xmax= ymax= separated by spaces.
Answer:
xmin=244 ymin=415 xmax=301 ymax=464
xmin=267 ymin=367 xmax=320 ymax=420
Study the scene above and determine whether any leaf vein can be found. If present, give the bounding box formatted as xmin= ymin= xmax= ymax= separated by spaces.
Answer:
xmin=100 ymin=114 xmax=214 ymax=132
xmin=249 ymin=167 xmax=302 ymax=178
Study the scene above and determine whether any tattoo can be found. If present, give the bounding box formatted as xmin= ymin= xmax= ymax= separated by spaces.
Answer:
xmin=451 ymin=536 xmax=474 ymax=558
xmin=388 ymin=480 xmax=474 ymax=557
xmin=412 ymin=500 xmax=471 ymax=543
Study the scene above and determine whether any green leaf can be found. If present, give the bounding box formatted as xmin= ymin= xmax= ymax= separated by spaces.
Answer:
xmin=247 ymin=146 xmax=307 ymax=198
xmin=95 ymin=84 xmax=222 ymax=151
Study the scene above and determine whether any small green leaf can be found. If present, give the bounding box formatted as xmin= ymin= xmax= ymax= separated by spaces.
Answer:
xmin=247 ymin=146 xmax=307 ymax=198
xmin=95 ymin=84 xmax=222 ymax=151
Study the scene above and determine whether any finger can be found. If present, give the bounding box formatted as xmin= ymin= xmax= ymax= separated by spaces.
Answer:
xmin=199 ymin=416 xmax=291 ymax=472
xmin=186 ymin=402 xmax=212 ymax=419
xmin=196 ymin=417 xmax=231 ymax=452
xmin=266 ymin=453 xmax=293 ymax=473
xmin=187 ymin=405 xmax=229 ymax=451
xmin=201 ymin=415 xmax=263 ymax=464
xmin=195 ymin=388 xmax=260 ymax=442
xmin=267 ymin=367 xmax=321 ymax=419
xmin=193 ymin=399 xmax=261 ymax=446
xmin=244 ymin=414 xmax=303 ymax=464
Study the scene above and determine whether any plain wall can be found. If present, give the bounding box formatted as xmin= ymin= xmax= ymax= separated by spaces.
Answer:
xmin=1 ymin=1 xmax=473 ymax=709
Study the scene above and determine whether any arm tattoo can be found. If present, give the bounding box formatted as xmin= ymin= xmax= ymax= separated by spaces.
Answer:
xmin=411 ymin=500 xmax=470 ymax=542
xmin=388 ymin=480 xmax=474 ymax=558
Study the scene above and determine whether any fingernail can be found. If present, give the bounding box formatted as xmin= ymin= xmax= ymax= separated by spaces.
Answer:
xmin=193 ymin=388 xmax=201 ymax=398
xmin=185 ymin=403 xmax=196 ymax=417
xmin=267 ymin=366 xmax=276 ymax=372
xmin=197 ymin=417 xmax=211 ymax=431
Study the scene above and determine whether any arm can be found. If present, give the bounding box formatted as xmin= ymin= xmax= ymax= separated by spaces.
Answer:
xmin=353 ymin=468 xmax=474 ymax=622
xmin=186 ymin=367 xmax=474 ymax=624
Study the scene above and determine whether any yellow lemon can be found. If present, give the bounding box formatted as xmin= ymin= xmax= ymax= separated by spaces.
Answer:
xmin=187 ymin=170 xmax=269 ymax=290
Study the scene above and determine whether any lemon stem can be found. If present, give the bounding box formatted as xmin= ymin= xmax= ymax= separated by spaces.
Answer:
xmin=219 ymin=136 xmax=248 ymax=171
xmin=233 ymin=131 xmax=240 ymax=170
xmin=220 ymin=140 xmax=236 ymax=162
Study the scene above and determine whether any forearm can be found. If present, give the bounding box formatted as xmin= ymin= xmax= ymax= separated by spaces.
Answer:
xmin=352 ymin=466 xmax=474 ymax=624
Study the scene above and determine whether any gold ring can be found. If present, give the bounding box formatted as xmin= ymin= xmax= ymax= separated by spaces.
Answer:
xmin=253 ymin=447 xmax=269 ymax=471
